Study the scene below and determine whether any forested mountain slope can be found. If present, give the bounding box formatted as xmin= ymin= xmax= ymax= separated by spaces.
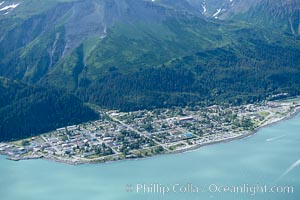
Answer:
xmin=0 ymin=77 xmax=98 ymax=141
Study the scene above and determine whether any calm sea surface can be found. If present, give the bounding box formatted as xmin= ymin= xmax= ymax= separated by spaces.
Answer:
xmin=1 ymin=114 xmax=300 ymax=200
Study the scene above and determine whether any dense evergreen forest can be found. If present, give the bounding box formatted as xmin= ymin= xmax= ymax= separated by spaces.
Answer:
xmin=75 ymin=43 xmax=300 ymax=111
xmin=0 ymin=77 xmax=99 ymax=141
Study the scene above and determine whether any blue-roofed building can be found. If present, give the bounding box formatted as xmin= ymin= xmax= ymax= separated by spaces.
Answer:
xmin=184 ymin=133 xmax=193 ymax=138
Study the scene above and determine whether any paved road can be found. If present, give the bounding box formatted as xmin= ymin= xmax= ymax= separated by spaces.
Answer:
xmin=107 ymin=113 xmax=170 ymax=152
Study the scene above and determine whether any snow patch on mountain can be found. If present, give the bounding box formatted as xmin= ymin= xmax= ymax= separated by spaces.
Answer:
xmin=212 ymin=8 xmax=221 ymax=18
xmin=0 ymin=3 xmax=19 ymax=12
xmin=202 ymin=0 xmax=207 ymax=14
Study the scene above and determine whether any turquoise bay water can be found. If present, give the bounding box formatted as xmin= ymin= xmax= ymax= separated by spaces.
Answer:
xmin=1 ymin=114 xmax=300 ymax=200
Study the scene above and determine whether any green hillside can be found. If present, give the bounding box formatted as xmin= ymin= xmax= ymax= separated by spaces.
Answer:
xmin=0 ymin=77 xmax=99 ymax=141
xmin=43 ymin=19 xmax=300 ymax=111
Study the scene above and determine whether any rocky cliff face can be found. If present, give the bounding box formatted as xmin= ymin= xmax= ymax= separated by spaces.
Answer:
xmin=0 ymin=0 xmax=193 ymax=82
xmin=61 ymin=0 xmax=184 ymax=56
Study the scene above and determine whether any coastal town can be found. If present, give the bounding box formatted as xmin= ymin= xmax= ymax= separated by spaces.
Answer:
xmin=1 ymin=98 xmax=300 ymax=165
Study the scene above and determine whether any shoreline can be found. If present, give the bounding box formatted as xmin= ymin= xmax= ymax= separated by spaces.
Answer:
xmin=2 ymin=107 xmax=300 ymax=165
xmin=70 ymin=106 xmax=300 ymax=165
xmin=168 ymin=107 xmax=300 ymax=156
